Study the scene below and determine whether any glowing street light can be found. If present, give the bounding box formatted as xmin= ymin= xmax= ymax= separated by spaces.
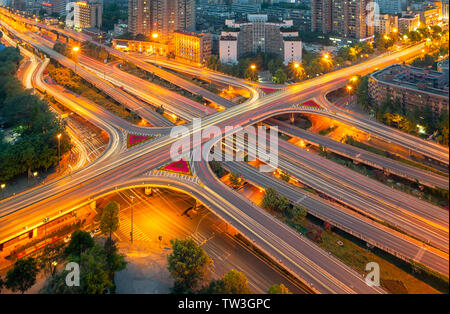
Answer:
xmin=392 ymin=28 xmax=398 ymax=33
xmin=57 ymin=133 xmax=62 ymax=164
xmin=1 ymin=183 xmax=5 ymax=198
xmin=293 ymin=62 xmax=300 ymax=69
xmin=323 ymin=53 xmax=330 ymax=60
xmin=72 ymin=46 xmax=80 ymax=71
xmin=250 ymin=64 xmax=257 ymax=70
xmin=346 ymin=85 xmax=353 ymax=92
xmin=152 ymin=32 xmax=159 ymax=40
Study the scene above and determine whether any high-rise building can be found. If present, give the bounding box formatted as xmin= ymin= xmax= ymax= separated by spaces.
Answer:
xmin=73 ymin=1 xmax=102 ymax=29
xmin=128 ymin=0 xmax=196 ymax=41
xmin=152 ymin=0 xmax=196 ymax=42
xmin=49 ymin=0 xmax=67 ymax=17
xmin=311 ymin=0 xmax=374 ymax=40
xmin=443 ymin=0 xmax=449 ymax=22
xmin=128 ymin=0 xmax=152 ymax=36
xmin=376 ymin=0 xmax=407 ymax=15
xmin=219 ymin=14 xmax=302 ymax=65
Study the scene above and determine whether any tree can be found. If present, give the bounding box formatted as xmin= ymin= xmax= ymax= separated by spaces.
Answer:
xmin=273 ymin=68 xmax=287 ymax=84
xmin=306 ymin=224 xmax=323 ymax=243
xmin=286 ymin=205 xmax=307 ymax=223
xmin=260 ymin=187 xmax=290 ymax=213
xmin=324 ymin=221 xmax=332 ymax=233
xmin=167 ymin=238 xmax=213 ymax=293
xmin=40 ymin=242 xmax=65 ymax=277
xmin=268 ymin=283 xmax=292 ymax=294
xmin=100 ymin=201 xmax=120 ymax=241
xmin=209 ymin=160 xmax=225 ymax=178
xmin=42 ymin=243 xmax=123 ymax=294
xmin=6 ymin=257 xmax=39 ymax=294
xmin=356 ymin=75 xmax=370 ymax=110
xmin=219 ymin=269 xmax=251 ymax=294
xmin=279 ymin=171 xmax=290 ymax=182
xmin=64 ymin=230 xmax=95 ymax=258
xmin=204 ymin=269 xmax=251 ymax=294
xmin=79 ymin=244 xmax=114 ymax=294
xmin=229 ymin=172 xmax=242 ymax=189
xmin=104 ymin=238 xmax=127 ymax=277
xmin=53 ymin=42 xmax=69 ymax=57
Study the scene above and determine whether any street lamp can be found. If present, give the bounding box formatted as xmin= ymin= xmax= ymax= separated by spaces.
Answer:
xmin=151 ymin=33 xmax=159 ymax=63
xmin=129 ymin=195 xmax=135 ymax=243
xmin=43 ymin=216 xmax=49 ymax=245
xmin=250 ymin=64 xmax=256 ymax=70
xmin=1 ymin=183 xmax=5 ymax=198
xmin=57 ymin=133 xmax=62 ymax=165
xmin=72 ymin=46 xmax=80 ymax=72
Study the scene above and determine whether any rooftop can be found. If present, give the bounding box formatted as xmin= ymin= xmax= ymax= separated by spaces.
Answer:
xmin=371 ymin=64 xmax=449 ymax=98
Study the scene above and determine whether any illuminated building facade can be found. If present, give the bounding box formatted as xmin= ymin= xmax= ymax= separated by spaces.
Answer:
xmin=174 ymin=30 xmax=211 ymax=65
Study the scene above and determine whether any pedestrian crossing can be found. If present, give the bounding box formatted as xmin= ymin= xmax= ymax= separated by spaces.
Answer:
xmin=117 ymin=211 xmax=153 ymax=242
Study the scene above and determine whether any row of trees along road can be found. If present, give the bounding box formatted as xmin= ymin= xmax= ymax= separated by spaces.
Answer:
xmin=0 ymin=46 xmax=71 ymax=182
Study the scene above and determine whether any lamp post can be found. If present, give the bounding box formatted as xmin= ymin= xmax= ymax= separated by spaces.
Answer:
xmin=346 ymin=85 xmax=353 ymax=106
xmin=72 ymin=46 xmax=80 ymax=72
xmin=43 ymin=216 xmax=49 ymax=245
xmin=1 ymin=183 xmax=5 ymax=199
xmin=129 ymin=195 xmax=135 ymax=243
xmin=152 ymin=33 xmax=159 ymax=64
xmin=33 ymin=171 xmax=38 ymax=185
xmin=57 ymin=133 xmax=62 ymax=164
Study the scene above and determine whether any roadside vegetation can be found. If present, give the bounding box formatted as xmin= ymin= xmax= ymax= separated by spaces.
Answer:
xmin=46 ymin=61 xmax=140 ymax=124
xmin=120 ymin=61 xmax=207 ymax=104
xmin=166 ymin=238 xmax=292 ymax=294
xmin=355 ymin=74 xmax=449 ymax=146
xmin=0 ymin=47 xmax=71 ymax=182
xmin=208 ymin=160 xmax=448 ymax=293
xmin=257 ymin=187 xmax=448 ymax=294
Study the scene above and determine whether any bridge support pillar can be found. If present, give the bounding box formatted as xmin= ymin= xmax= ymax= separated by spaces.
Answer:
xmin=290 ymin=113 xmax=295 ymax=124
xmin=144 ymin=187 xmax=153 ymax=196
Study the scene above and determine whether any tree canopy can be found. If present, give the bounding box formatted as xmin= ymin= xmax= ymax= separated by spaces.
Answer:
xmin=0 ymin=47 xmax=71 ymax=182
xmin=5 ymin=257 xmax=39 ymax=294
xmin=167 ymin=238 xmax=213 ymax=293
